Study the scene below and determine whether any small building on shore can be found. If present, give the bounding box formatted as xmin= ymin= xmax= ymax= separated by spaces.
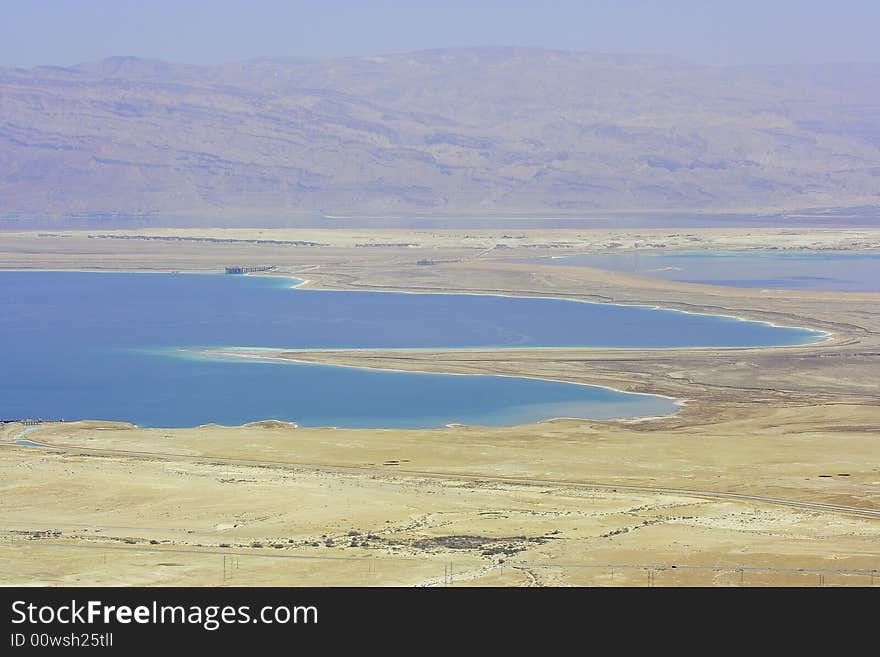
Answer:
xmin=225 ymin=265 xmax=276 ymax=275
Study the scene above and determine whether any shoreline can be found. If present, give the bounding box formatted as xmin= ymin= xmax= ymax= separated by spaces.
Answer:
xmin=178 ymin=346 xmax=687 ymax=422
xmin=268 ymin=271 xmax=834 ymax=345
xmin=166 ymin=347 xmax=686 ymax=427
xmin=0 ymin=267 xmax=833 ymax=430
xmin=0 ymin=266 xmax=832 ymax=346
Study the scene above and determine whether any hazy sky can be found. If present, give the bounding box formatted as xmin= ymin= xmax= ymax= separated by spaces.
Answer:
xmin=3 ymin=0 xmax=880 ymax=68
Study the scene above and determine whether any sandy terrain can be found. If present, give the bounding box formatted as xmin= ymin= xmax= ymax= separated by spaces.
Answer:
xmin=0 ymin=227 xmax=878 ymax=586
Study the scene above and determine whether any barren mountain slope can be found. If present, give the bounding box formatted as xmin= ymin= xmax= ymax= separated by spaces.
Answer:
xmin=2 ymin=48 xmax=880 ymax=222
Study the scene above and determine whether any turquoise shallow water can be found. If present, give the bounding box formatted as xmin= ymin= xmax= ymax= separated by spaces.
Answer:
xmin=0 ymin=272 xmax=823 ymax=428
xmin=528 ymin=251 xmax=880 ymax=292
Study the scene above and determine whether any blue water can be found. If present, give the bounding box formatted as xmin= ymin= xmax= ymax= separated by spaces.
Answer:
xmin=14 ymin=440 xmax=56 ymax=448
xmin=0 ymin=272 xmax=822 ymax=428
xmin=531 ymin=251 xmax=880 ymax=292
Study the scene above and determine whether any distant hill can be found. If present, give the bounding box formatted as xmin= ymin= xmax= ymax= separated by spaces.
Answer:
xmin=2 ymin=47 xmax=880 ymax=224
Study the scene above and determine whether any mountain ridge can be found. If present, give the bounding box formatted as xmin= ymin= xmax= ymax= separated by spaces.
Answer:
xmin=2 ymin=48 xmax=880 ymax=224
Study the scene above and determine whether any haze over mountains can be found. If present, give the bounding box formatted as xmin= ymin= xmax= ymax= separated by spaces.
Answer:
xmin=2 ymin=47 xmax=880 ymax=225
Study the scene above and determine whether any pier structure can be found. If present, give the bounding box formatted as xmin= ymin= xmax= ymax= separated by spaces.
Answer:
xmin=0 ymin=418 xmax=52 ymax=425
xmin=224 ymin=265 xmax=276 ymax=275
